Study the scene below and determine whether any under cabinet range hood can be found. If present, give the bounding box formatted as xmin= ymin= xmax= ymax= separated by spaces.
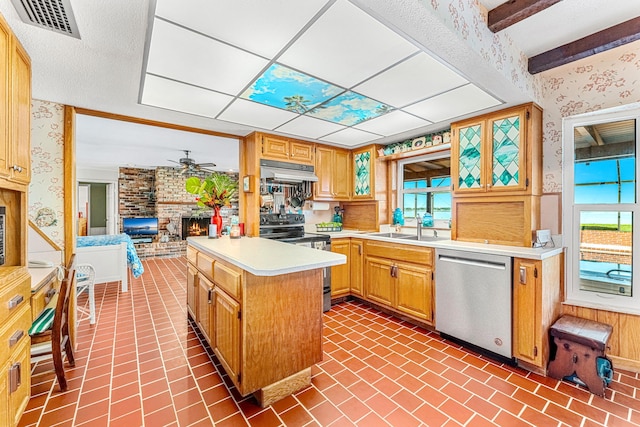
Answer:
xmin=260 ymin=159 xmax=318 ymax=183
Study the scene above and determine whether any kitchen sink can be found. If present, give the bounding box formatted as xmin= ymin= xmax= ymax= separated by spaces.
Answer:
xmin=366 ymin=232 xmax=415 ymax=239
xmin=397 ymin=235 xmax=445 ymax=242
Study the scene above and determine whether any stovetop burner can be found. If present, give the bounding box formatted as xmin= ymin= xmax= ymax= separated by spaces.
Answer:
xmin=259 ymin=213 xmax=329 ymax=243
xmin=259 ymin=213 xmax=305 ymax=226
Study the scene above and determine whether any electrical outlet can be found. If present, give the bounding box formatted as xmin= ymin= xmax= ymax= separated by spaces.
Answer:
xmin=536 ymin=229 xmax=552 ymax=244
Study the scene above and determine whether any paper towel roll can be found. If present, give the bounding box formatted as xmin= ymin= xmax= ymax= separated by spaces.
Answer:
xmin=311 ymin=202 xmax=330 ymax=211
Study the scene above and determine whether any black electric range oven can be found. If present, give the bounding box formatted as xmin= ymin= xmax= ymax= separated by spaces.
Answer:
xmin=259 ymin=213 xmax=331 ymax=312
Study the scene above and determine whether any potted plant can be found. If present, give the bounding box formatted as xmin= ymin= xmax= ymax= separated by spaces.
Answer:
xmin=185 ymin=173 xmax=238 ymax=236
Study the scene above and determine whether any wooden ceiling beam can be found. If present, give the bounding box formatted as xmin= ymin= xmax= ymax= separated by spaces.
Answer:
xmin=488 ymin=0 xmax=563 ymax=32
xmin=529 ymin=16 xmax=640 ymax=74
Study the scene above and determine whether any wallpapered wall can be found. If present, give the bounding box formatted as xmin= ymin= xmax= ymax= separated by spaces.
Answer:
xmin=29 ymin=99 xmax=65 ymax=248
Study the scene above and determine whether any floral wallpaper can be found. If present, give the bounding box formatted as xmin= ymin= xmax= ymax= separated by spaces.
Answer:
xmin=29 ymin=100 xmax=65 ymax=248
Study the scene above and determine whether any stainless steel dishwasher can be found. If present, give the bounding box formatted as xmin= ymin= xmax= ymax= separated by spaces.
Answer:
xmin=435 ymin=248 xmax=513 ymax=358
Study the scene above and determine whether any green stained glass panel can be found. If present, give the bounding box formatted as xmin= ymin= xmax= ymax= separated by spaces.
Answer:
xmin=457 ymin=125 xmax=482 ymax=189
xmin=354 ymin=151 xmax=371 ymax=196
xmin=492 ymin=116 xmax=520 ymax=187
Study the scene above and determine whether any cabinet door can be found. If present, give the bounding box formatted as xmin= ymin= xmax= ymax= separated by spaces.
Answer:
xmin=331 ymin=239 xmax=350 ymax=297
xmin=452 ymin=120 xmax=485 ymax=194
xmin=314 ymin=146 xmax=334 ymax=199
xmin=350 ymin=239 xmax=364 ymax=296
xmin=187 ymin=263 xmax=198 ymax=320
xmin=352 ymin=147 xmax=373 ymax=199
xmin=8 ymin=338 xmax=29 ymax=427
xmin=395 ymin=262 xmax=433 ymax=322
xmin=290 ymin=141 xmax=314 ymax=165
xmin=0 ymin=18 xmax=9 ymax=178
xmin=333 ymin=148 xmax=351 ymax=200
xmin=487 ymin=109 xmax=527 ymax=193
xmin=214 ymin=288 xmax=241 ymax=387
xmin=196 ymin=273 xmax=214 ymax=345
xmin=364 ymin=256 xmax=393 ymax=306
xmin=262 ymin=135 xmax=290 ymax=161
xmin=10 ymin=41 xmax=30 ymax=184
xmin=513 ymin=258 xmax=541 ymax=365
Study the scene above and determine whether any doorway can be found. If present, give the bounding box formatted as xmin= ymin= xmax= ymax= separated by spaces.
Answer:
xmin=77 ymin=182 xmax=116 ymax=236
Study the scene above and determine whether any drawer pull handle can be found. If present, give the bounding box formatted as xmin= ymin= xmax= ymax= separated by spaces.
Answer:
xmin=8 ymin=295 xmax=24 ymax=310
xmin=9 ymin=362 xmax=21 ymax=393
xmin=45 ymin=288 xmax=58 ymax=304
xmin=9 ymin=330 xmax=24 ymax=347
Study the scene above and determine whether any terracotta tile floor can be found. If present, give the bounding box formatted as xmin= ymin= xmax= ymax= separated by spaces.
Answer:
xmin=18 ymin=257 xmax=640 ymax=427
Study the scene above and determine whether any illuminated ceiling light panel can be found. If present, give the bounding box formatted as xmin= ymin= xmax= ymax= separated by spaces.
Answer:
xmin=275 ymin=115 xmax=346 ymax=140
xmin=146 ymin=18 xmax=268 ymax=95
xmin=354 ymin=110 xmax=431 ymax=136
xmin=353 ymin=52 xmax=469 ymax=108
xmin=404 ymin=84 xmax=502 ymax=123
xmin=320 ymin=127 xmax=381 ymax=146
xmin=218 ymin=98 xmax=298 ymax=130
xmin=306 ymin=91 xmax=391 ymax=126
xmin=141 ymin=74 xmax=233 ymax=118
xmin=241 ymin=63 xmax=344 ymax=113
xmin=154 ymin=0 xmax=330 ymax=58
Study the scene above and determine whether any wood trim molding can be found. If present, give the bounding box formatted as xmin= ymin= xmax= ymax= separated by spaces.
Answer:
xmin=529 ymin=16 xmax=640 ymax=74
xmin=488 ymin=0 xmax=562 ymax=33
xmin=74 ymin=107 xmax=243 ymax=140
xmin=29 ymin=220 xmax=63 ymax=251
xmin=63 ymin=106 xmax=76 ymax=265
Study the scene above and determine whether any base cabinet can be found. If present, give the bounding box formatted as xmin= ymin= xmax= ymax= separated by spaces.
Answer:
xmin=186 ymin=262 xmax=198 ymax=319
xmin=213 ymin=288 xmax=241 ymax=385
xmin=513 ymin=254 xmax=562 ymax=371
xmin=196 ymin=273 xmax=214 ymax=344
xmin=350 ymin=239 xmax=364 ymax=297
xmin=395 ymin=261 xmax=433 ymax=322
xmin=330 ymin=239 xmax=350 ymax=297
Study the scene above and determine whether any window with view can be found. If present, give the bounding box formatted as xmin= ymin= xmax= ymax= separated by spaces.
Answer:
xmin=563 ymin=106 xmax=639 ymax=313
xmin=398 ymin=152 xmax=451 ymax=225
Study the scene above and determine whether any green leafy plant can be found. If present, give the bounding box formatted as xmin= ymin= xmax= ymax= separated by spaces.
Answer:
xmin=185 ymin=173 xmax=237 ymax=209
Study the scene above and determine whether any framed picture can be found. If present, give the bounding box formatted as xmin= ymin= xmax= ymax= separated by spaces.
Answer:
xmin=243 ymin=175 xmax=253 ymax=193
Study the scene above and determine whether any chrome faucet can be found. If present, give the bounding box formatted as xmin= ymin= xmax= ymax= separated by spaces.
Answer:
xmin=416 ymin=216 xmax=422 ymax=240
xmin=433 ymin=229 xmax=438 ymax=238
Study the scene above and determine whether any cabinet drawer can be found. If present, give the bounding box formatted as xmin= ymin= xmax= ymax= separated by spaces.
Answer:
xmin=0 ymin=303 xmax=31 ymax=366
xmin=0 ymin=275 xmax=30 ymax=325
xmin=187 ymin=246 xmax=198 ymax=265
xmin=196 ymin=251 xmax=215 ymax=282
xmin=31 ymin=276 xmax=58 ymax=322
xmin=365 ymin=241 xmax=433 ymax=266
xmin=214 ymin=260 xmax=242 ymax=300
xmin=8 ymin=337 xmax=30 ymax=427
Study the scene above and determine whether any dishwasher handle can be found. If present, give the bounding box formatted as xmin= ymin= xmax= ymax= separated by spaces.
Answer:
xmin=438 ymin=255 xmax=507 ymax=270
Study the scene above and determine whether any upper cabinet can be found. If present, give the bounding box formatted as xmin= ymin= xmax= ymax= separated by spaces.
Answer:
xmin=261 ymin=135 xmax=314 ymax=165
xmin=352 ymin=145 xmax=377 ymax=200
xmin=451 ymin=103 xmax=542 ymax=197
xmin=0 ymin=14 xmax=31 ymax=186
xmin=314 ymin=146 xmax=350 ymax=201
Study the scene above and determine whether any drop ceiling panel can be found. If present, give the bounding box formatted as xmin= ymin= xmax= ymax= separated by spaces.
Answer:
xmin=275 ymin=115 xmax=346 ymax=140
xmin=218 ymin=98 xmax=298 ymax=130
xmin=320 ymin=127 xmax=381 ymax=146
xmin=141 ymin=74 xmax=233 ymax=118
xmin=154 ymin=0 xmax=330 ymax=58
xmin=354 ymin=110 xmax=430 ymax=136
xmin=306 ymin=91 xmax=391 ymax=126
xmin=353 ymin=53 xmax=469 ymax=108
xmin=404 ymin=84 xmax=502 ymax=123
xmin=146 ymin=19 xmax=268 ymax=94
xmin=278 ymin=0 xmax=419 ymax=88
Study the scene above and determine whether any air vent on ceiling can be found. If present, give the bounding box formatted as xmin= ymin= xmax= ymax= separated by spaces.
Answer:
xmin=10 ymin=0 xmax=80 ymax=38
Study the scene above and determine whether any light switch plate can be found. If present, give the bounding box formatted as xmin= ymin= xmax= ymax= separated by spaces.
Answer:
xmin=536 ymin=229 xmax=552 ymax=244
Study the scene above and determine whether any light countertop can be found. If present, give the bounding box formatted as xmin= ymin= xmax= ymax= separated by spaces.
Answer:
xmin=28 ymin=266 xmax=59 ymax=292
xmin=187 ymin=236 xmax=346 ymax=276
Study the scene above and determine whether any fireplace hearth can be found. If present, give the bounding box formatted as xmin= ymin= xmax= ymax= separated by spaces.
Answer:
xmin=182 ymin=216 xmax=211 ymax=239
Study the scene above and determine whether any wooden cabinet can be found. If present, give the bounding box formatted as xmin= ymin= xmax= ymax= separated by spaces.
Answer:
xmin=513 ymin=254 xmax=562 ymax=371
xmin=330 ymin=239 xmax=350 ymax=298
xmin=261 ymin=135 xmax=314 ymax=165
xmin=363 ymin=241 xmax=434 ymax=324
xmin=314 ymin=146 xmax=351 ymax=201
xmin=350 ymin=239 xmax=364 ymax=297
xmin=451 ymin=103 xmax=541 ymax=196
xmin=352 ymin=145 xmax=379 ymax=200
xmin=0 ymin=14 xmax=31 ymax=184
xmin=186 ymin=262 xmax=198 ymax=320
xmin=213 ymin=288 xmax=241 ymax=385
xmin=196 ymin=273 xmax=214 ymax=344
xmin=29 ymin=271 xmax=57 ymax=321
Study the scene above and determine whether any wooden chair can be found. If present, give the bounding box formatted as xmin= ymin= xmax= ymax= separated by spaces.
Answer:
xmin=29 ymin=254 xmax=77 ymax=391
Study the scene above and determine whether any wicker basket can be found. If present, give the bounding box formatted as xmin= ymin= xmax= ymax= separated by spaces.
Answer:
xmin=316 ymin=225 xmax=342 ymax=232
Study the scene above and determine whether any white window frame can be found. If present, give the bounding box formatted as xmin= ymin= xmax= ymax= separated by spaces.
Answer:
xmin=562 ymin=103 xmax=640 ymax=314
xmin=397 ymin=150 xmax=451 ymax=224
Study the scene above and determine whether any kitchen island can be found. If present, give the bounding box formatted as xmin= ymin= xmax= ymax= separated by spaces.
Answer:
xmin=186 ymin=236 xmax=345 ymax=407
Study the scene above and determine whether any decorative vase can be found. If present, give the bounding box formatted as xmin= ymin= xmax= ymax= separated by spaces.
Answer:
xmin=211 ymin=206 xmax=223 ymax=237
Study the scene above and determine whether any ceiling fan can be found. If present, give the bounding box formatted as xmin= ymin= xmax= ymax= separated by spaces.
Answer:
xmin=169 ymin=150 xmax=216 ymax=175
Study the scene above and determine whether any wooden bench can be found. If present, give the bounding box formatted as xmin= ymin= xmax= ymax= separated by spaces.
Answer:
xmin=547 ymin=315 xmax=613 ymax=396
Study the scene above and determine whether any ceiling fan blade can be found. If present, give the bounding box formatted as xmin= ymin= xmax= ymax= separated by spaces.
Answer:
xmin=168 ymin=159 xmax=181 ymax=165
xmin=197 ymin=162 xmax=216 ymax=167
